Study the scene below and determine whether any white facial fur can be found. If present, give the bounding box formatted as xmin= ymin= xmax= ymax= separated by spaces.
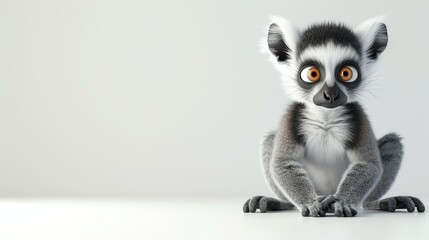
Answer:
xmin=297 ymin=43 xmax=360 ymax=102
xmin=265 ymin=17 xmax=386 ymax=105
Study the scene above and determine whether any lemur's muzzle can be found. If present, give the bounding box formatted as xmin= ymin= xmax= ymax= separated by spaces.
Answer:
xmin=313 ymin=83 xmax=347 ymax=108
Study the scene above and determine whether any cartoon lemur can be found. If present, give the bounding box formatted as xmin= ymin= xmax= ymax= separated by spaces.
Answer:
xmin=243 ymin=17 xmax=425 ymax=217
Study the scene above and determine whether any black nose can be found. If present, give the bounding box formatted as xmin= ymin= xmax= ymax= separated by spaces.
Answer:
xmin=323 ymin=87 xmax=339 ymax=103
xmin=313 ymin=83 xmax=347 ymax=109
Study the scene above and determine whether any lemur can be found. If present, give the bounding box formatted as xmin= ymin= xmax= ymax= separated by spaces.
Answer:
xmin=243 ymin=17 xmax=425 ymax=217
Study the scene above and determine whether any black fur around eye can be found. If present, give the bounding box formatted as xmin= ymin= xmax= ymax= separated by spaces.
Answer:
xmin=298 ymin=61 xmax=324 ymax=89
xmin=339 ymin=66 xmax=357 ymax=82
xmin=301 ymin=66 xmax=321 ymax=83
xmin=335 ymin=61 xmax=361 ymax=88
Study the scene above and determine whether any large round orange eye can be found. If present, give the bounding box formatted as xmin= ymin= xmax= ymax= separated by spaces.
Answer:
xmin=301 ymin=66 xmax=321 ymax=83
xmin=339 ymin=66 xmax=358 ymax=82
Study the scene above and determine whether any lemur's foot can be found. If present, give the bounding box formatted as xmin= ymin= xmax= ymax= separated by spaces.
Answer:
xmin=365 ymin=196 xmax=425 ymax=213
xmin=318 ymin=195 xmax=358 ymax=217
xmin=243 ymin=196 xmax=294 ymax=213
xmin=301 ymin=200 xmax=326 ymax=217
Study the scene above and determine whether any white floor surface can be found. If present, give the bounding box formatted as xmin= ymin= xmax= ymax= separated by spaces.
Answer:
xmin=0 ymin=198 xmax=427 ymax=240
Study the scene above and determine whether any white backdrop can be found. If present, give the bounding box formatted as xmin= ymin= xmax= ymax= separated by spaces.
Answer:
xmin=0 ymin=0 xmax=428 ymax=198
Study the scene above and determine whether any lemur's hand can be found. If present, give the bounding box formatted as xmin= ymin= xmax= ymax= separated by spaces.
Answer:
xmin=318 ymin=195 xmax=358 ymax=217
xmin=300 ymin=197 xmax=327 ymax=217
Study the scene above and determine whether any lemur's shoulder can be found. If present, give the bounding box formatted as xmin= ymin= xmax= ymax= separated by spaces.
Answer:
xmin=276 ymin=102 xmax=306 ymax=145
xmin=343 ymin=102 xmax=373 ymax=148
xmin=277 ymin=102 xmax=306 ymax=146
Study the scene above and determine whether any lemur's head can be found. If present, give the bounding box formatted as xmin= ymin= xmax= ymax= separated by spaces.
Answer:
xmin=266 ymin=17 xmax=388 ymax=108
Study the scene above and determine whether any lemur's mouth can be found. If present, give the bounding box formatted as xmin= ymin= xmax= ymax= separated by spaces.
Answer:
xmin=313 ymin=83 xmax=347 ymax=108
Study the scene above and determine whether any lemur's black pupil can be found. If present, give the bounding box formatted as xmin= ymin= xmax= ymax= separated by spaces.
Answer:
xmin=343 ymin=71 xmax=349 ymax=76
xmin=311 ymin=71 xmax=317 ymax=77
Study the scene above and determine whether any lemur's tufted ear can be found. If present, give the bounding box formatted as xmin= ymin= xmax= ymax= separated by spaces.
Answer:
xmin=267 ymin=17 xmax=300 ymax=62
xmin=354 ymin=17 xmax=388 ymax=60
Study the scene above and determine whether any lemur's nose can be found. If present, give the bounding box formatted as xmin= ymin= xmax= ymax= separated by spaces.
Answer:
xmin=313 ymin=82 xmax=347 ymax=108
xmin=323 ymin=86 xmax=339 ymax=103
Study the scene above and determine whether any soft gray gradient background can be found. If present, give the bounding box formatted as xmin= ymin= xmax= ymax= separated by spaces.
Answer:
xmin=0 ymin=0 xmax=428 ymax=197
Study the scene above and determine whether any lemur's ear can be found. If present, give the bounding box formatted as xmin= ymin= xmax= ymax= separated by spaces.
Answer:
xmin=355 ymin=17 xmax=388 ymax=60
xmin=267 ymin=17 xmax=300 ymax=62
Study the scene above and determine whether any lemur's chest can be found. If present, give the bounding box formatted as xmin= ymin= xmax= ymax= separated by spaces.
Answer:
xmin=298 ymin=106 xmax=352 ymax=195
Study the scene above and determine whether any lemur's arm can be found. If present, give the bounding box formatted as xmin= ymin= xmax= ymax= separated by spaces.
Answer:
xmin=320 ymin=110 xmax=383 ymax=216
xmin=270 ymin=110 xmax=324 ymax=217
xmin=336 ymin=143 xmax=382 ymax=205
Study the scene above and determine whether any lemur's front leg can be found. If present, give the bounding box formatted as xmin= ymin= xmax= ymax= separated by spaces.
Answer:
xmin=270 ymin=118 xmax=326 ymax=217
xmin=271 ymin=154 xmax=326 ymax=217
xmin=319 ymin=132 xmax=383 ymax=217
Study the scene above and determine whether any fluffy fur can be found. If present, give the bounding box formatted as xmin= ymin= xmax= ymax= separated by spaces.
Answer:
xmin=243 ymin=17 xmax=425 ymax=217
xmin=300 ymin=104 xmax=351 ymax=196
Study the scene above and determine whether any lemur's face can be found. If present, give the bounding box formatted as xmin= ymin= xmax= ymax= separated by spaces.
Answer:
xmin=267 ymin=17 xmax=388 ymax=108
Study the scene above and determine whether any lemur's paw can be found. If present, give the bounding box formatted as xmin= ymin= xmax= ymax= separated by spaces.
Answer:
xmin=301 ymin=200 xmax=326 ymax=217
xmin=318 ymin=195 xmax=358 ymax=217
xmin=243 ymin=196 xmax=291 ymax=213
xmin=378 ymin=196 xmax=425 ymax=213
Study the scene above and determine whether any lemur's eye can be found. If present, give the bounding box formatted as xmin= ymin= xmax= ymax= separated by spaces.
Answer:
xmin=339 ymin=66 xmax=358 ymax=82
xmin=300 ymin=66 xmax=321 ymax=83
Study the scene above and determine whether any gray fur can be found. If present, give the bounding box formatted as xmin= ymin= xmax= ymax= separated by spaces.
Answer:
xmin=333 ymin=115 xmax=382 ymax=207
xmin=243 ymin=17 xmax=425 ymax=217
xmin=243 ymin=106 xmax=425 ymax=216
xmin=364 ymin=133 xmax=403 ymax=202
xmin=260 ymin=131 xmax=289 ymax=201
xmin=269 ymin=113 xmax=321 ymax=215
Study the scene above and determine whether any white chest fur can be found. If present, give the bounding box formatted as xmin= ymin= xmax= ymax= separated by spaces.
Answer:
xmin=299 ymin=105 xmax=352 ymax=195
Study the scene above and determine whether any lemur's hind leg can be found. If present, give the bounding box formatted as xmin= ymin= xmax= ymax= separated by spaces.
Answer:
xmin=363 ymin=133 xmax=425 ymax=212
xmin=243 ymin=131 xmax=295 ymax=213
xmin=365 ymin=133 xmax=403 ymax=202
xmin=243 ymin=196 xmax=295 ymax=213
xmin=364 ymin=196 xmax=425 ymax=212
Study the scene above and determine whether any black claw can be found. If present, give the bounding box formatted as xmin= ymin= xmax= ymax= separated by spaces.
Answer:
xmin=243 ymin=199 xmax=250 ymax=213
xmin=301 ymin=206 xmax=310 ymax=217
xmin=343 ymin=206 xmax=352 ymax=217
xmin=351 ymin=208 xmax=358 ymax=216
xmin=259 ymin=198 xmax=268 ymax=213
xmin=409 ymin=196 xmax=425 ymax=213
xmin=249 ymin=196 xmax=263 ymax=213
